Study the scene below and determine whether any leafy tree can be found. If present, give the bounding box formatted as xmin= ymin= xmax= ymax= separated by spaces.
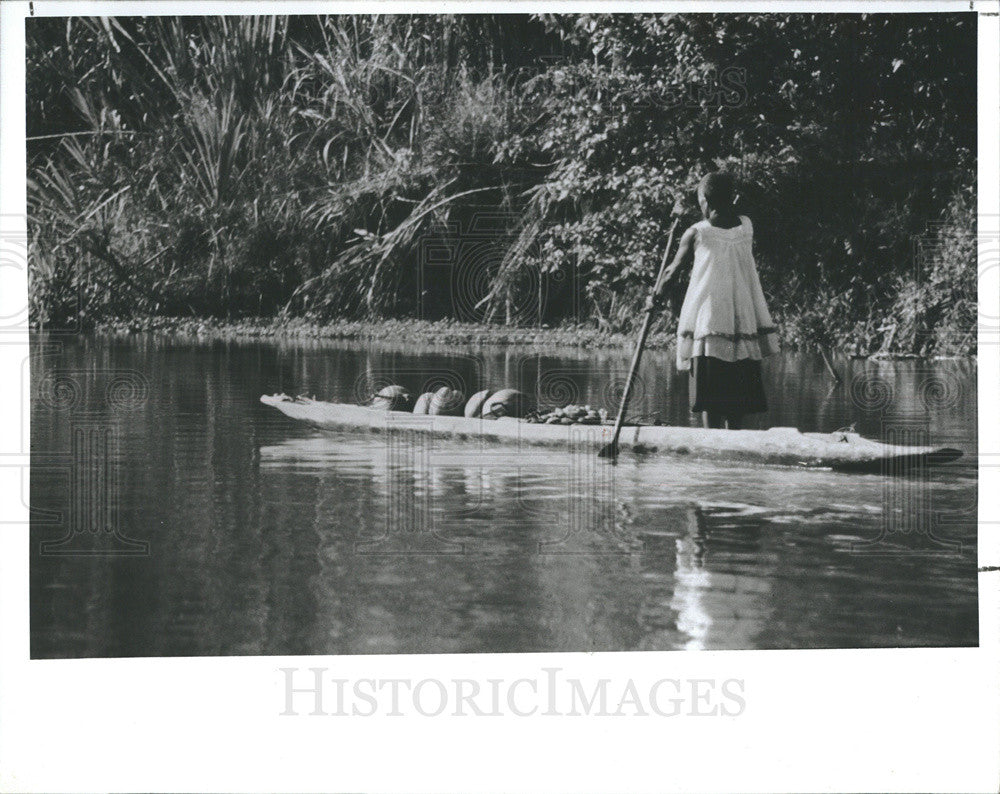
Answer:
xmin=26 ymin=13 xmax=976 ymax=355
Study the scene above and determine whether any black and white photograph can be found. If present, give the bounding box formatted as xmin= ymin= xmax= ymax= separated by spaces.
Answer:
xmin=1 ymin=1 xmax=997 ymax=791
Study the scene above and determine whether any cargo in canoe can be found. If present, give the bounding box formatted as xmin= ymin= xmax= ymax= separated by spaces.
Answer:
xmin=260 ymin=394 xmax=962 ymax=474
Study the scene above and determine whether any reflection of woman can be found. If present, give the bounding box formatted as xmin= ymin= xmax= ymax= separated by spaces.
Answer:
xmin=670 ymin=508 xmax=712 ymax=650
xmin=669 ymin=506 xmax=773 ymax=651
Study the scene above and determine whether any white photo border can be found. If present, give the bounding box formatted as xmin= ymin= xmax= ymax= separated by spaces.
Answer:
xmin=1 ymin=2 xmax=997 ymax=792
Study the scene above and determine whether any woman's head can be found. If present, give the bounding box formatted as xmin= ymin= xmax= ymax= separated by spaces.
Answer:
xmin=697 ymin=171 xmax=736 ymax=217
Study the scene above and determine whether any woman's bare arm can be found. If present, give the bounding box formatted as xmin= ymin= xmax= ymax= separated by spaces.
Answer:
xmin=656 ymin=226 xmax=696 ymax=299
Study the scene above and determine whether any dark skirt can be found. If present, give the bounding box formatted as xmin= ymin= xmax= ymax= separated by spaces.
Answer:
xmin=689 ymin=355 xmax=767 ymax=415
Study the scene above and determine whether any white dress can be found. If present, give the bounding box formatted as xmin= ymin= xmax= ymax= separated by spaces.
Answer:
xmin=675 ymin=216 xmax=779 ymax=371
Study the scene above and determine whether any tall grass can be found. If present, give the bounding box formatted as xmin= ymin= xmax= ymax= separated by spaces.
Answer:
xmin=27 ymin=15 xmax=976 ymax=356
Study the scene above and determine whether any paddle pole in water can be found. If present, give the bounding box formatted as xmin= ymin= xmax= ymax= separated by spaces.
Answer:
xmin=599 ymin=214 xmax=682 ymax=460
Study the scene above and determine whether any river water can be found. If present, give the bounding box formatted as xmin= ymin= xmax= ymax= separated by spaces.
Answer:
xmin=30 ymin=334 xmax=978 ymax=657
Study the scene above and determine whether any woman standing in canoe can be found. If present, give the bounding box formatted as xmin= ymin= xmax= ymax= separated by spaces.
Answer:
xmin=649 ymin=171 xmax=779 ymax=429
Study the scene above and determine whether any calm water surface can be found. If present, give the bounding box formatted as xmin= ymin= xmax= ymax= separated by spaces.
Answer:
xmin=30 ymin=334 xmax=978 ymax=657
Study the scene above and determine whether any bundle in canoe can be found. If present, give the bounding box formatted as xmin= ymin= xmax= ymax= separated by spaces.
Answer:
xmin=259 ymin=395 xmax=962 ymax=474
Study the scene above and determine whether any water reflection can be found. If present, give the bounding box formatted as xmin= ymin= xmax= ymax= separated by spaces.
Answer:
xmin=29 ymin=334 xmax=977 ymax=657
xmin=652 ymin=505 xmax=781 ymax=651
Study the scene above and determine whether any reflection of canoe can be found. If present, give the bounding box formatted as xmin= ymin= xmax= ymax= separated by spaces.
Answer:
xmin=260 ymin=394 xmax=962 ymax=474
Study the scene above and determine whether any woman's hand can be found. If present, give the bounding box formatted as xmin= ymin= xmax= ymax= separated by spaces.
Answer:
xmin=644 ymin=288 xmax=665 ymax=313
xmin=644 ymin=225 xmax=694 ymax=313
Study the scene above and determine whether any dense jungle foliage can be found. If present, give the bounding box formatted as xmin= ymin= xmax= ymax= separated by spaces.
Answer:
xmin=26 ymin=14 xmax=976 ymax=355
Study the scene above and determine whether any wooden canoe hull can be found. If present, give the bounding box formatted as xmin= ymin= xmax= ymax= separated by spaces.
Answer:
xmin=260 ymin=395 xmax=962 ymax=473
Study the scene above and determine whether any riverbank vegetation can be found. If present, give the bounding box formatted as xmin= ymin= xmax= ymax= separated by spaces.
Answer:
xmin=27 ymin=14 xmax=976 ymax=356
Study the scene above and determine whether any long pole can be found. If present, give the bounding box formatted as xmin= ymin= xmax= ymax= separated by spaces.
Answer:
xmin=599 ymin=216 xmax=682 ymax=460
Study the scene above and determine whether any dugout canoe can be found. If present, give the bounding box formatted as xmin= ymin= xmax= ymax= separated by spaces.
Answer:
xmin=260 ymin=394 xmax=962 ymax=473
